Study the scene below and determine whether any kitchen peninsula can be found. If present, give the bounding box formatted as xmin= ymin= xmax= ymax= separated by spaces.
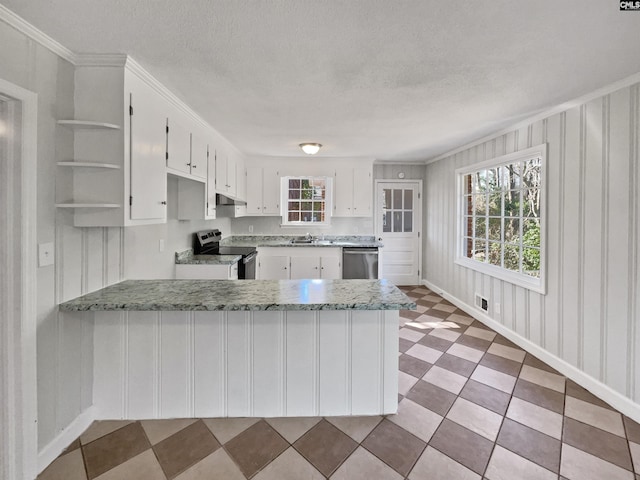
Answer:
xmin=60 ymin=279 xmax=414 ymax=420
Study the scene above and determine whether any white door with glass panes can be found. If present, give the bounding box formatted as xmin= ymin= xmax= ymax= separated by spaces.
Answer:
xmin=375 ymin=181 xmax=422 ymax=285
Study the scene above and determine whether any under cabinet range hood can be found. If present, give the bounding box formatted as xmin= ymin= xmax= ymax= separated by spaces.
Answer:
xmin=216 ymin=193 xmax=247 ymax=206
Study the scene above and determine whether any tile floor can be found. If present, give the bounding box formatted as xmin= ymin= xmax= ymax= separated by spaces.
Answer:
xmin=39 ymin=286 xmax=640 ymax=480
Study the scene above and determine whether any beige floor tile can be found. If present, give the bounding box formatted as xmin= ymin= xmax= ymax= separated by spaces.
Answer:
xmin=429 ymin=327 xmax=461 ymax=342
xmin=409 ymin=446 xmax=480 ymax=480
xmin=487 ymin=343 xmax=526 ymax=363
xmin=174 ymin=449 xmax=244 ymax=480
xmin=399 ymin=327 xmax=426 ymax=342
xmin=485 ymin=445 xmax=556 ymax=480
xmin=94 ymin=450 xmax=164 ymax=480
xmin=266 ymin=417 xmax=321 ymax=443
xmin=446 ymin=343 xmax=484 ymax=363
xmin=405 ymin=343 xmax=444 ymax=364
xmin=424 ymin=294 xmax=443 ymax=302
xmin=422 ymin=366 xmax=467 ymax=394
xmin=432 ymin=303 xmax=457 ymax=313
xmin=80 ymin=420 xmax=134 ymax=445
xmin=388 ymin=398 xmax=443 ymax=442
xmin=518 ymin=365 xmax=565 ymax=393
xmin=447 ymin=313 xmax=474 ymax=325
xmin=398 ymin=371 xmax=420 ymax=395
xmin=560 ymin=444 xmax=635 ymax=480
xmin=38 ymin=449 xmax=87 ymax=480
xmin=564 ymin=396 xmax=625 ymax=437
xmin=470 ymin=365 xmax=516 ymax=394
xmin=464 ymin=326 xmax=497 ymax=342
xmin=629 ymin=442 xmax=640 ymax=472
xmin=202 ymin=417 xmax=260 ymax=444
xmin=446 ymin=397 xmax=503 ymax=441
xmin=330 ymin=446 xmax=403 ymax=480
xmin=141 ymin=418 xmax=198 ymax=445
xmin=325 ymin=416 xmax=382 ymax=443
xmin=253 ymin=447 xmax=324 ymax=480
xmin=415 ymin=304 xmax=429 ymax=313
xmin=506 ymin=397 xmax=563 ymax=440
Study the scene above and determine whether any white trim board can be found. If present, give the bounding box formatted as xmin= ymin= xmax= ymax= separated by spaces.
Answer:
xmin=422 ymin=278 xmax=640 ymax=425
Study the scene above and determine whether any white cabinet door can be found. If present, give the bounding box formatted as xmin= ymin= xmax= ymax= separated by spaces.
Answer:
xmin=352 ymin=167 xmax=372 ymax=216
xmin=166 ymin=109 xmax=192 ymax=175
xmin=334 ymin=167 xmax=354 ymax=216
xmin=262 ymin=167 xmax=281 ymax=215
xmin=320 ymin=256 xmax=341 ymax=279
xmin=259 ymin=255 xmax=289 ymax=279
xmin=245 ymin=167 xmax=263 ymax=215
xmin=128 ymin=85 xmax=167 ymax=221
xmin=206 ymin=145 xmax=216 ymax=218
xmin=215 ymin=148 xmax=228 ymax=194
xmin=190 ymin=131 xmax=208 ymax=180
xmin=290 ymin=256 xmax=320 ymax=279
xmin=227 ymin=152 xmax=237 ymax=197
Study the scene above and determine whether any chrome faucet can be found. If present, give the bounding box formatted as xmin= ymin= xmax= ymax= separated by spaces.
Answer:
xmin=305 ymin=232 xmax=312 ymax=241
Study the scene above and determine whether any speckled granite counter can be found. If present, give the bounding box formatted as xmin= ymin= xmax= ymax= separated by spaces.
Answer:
xmin=59 ymin=279 xmax=415 ymax=312
xmin=175 ymin=249 xmax=241 ymax=265
xmin=220 ymin=235 xmax=383 ymax=248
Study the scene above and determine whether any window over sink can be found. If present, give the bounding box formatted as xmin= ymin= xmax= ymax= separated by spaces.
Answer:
xmin=281 ymin=176 xmax=332 ymax=226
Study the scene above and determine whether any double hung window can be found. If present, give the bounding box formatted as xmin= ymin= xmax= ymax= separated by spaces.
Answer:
xmin=281 ymin=176 xmax=332 ymax=226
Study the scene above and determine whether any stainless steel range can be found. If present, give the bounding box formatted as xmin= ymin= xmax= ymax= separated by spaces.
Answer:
xmin=194 ymin=229 xmax=257 ymax=279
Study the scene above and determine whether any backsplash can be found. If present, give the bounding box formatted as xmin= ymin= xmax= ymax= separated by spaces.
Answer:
xmin=230 ymin=216 xmax=374 ymax=236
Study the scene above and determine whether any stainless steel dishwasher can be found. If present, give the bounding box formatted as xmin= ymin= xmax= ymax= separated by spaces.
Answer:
xmin=342 ymin=247 xmax=379 ymax=279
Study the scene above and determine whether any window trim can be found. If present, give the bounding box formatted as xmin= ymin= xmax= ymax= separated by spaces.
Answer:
xmin=280 ymin=176 xmax=333 ymax=227
xmin=454 ymin=144 xmax=547 ymax=294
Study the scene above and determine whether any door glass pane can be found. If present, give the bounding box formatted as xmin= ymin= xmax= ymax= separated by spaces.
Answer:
xmin=393 ymin=189 xmax=402 ymax=209
xmin=403 ymin=212 xmax=413 ymax=232
xmin=404 ymin=189 xmax=413 ymax=210
xmin=383 ymin=189 xmax=391 ymax=208
xmin=383 ymin=212 xmax=391 ymax=232
xmin=393 ymin=211 xmax=402 ymax=232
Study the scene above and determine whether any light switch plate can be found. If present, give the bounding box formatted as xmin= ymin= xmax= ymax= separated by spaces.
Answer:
xmin=38 ymin=242 xmax=55 ymax=267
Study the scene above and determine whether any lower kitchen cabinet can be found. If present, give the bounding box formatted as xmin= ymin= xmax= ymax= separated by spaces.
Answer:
xmin=258 ymin=247 xmax=342 ymax=280
xmin=258 ymin=255 xmax=289 ymax=279
xmin=175 ymin=263 xmax=239 ymax=280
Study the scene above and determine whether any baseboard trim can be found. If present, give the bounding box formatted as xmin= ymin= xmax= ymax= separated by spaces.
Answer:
xmin=37 ymin=406 xmax=97 ymax=475
xmin=422 ymin=279 xmax=640 ymax=425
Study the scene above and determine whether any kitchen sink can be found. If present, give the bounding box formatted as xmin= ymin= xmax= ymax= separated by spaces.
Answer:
xmin=289 ymin=238 xmax=335 ymax=245
xmin=290 ymin=239 xmax=313 ymax=244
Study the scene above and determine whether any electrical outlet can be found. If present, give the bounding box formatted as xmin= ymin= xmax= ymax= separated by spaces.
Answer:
xmin=38 ymin=242 xmax=55 ymax=267
xmin=159 ymin=239 xmax=165 ymax=252
xmin=248 ymin=225 xmax=254 ymax=233
xmin=494 ymin=303 xmax=501 ymax=315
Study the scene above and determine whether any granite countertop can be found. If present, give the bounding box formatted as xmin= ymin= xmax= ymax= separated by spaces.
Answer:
xmin=220 ymin=235 xmax=383 ymax=248
xmin=59 ymin=279 xmax=415 ymax=312
xmin=175 ymin=249 xmax=241 ymax=265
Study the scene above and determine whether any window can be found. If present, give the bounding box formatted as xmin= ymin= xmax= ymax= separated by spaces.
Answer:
xmin=281 ymin=176 xmax=332 ymax=226
xmin=456 ymin=144 xmax=546 ymax=293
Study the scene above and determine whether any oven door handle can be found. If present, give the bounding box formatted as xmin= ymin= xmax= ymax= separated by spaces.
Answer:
xmin=243 ymin=252 xmax=258 ymax=264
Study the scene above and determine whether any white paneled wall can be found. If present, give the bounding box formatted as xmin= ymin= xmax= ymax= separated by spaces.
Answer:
xmin=425 ymin=82 xmax=640 ymax=415
xmin=91 ymin=310 xmax=399 ymax=419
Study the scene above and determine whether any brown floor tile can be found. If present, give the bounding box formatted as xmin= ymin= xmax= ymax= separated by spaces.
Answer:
xmin=435 ymin=353 xmax=476 ymax=377
xmin=293 ymin=419 xmax=357 ymax=477
xmin=480 ymin=353 xmax=523 ymax=377
xmin=416 ymin=299 xmax=437 ymax=308
xmin=452 ymin=308 xmax=470 ymax=317
xmin=398 ymin=337 xmax=415 ymax=353
xmin=523 ymin=353 xmax=559 ymax=375
xmin=512 ymin=379 xmax=565 ymax=414
xmin=400 ymin=310 xmax=422 ymax=320
xmin=492 ymin=334 xmax=519 ymax=348
xmin=497 ymin=418 xmax=561 ymax=473
xmin=565 ymin=380 xmax=614 ymax=411
xmin=429 ymin=419 xmax=494 ymax=475
xmin=361 ymin=419 xmax=426 ymax=476
xmin=455 ymin=334 xmax=492 ymax=352
xmin=563 ymin=417 xmax=633 ymax=471
xmin=399 ymin=354 xmax=432 ymax=378
xmin=406 ymin=380 xmax=457 ymax=417
xmin=225 ymin=420 xmax=288 ymax=478
xmin=469 ymin=320 xmax=492 ymax=331
xmin=624 ymin=416 xmax=640 ymax=443
xmin=439 ymin=299 xmax=455 ymax=307
xmin=153 ymin=420 xmax=220 ymax=479
xmin=423 ymin=308 xmax=450 ymax=319
xmin=83 ymin=422 xmax=151 ymax=479
xmin=459 ymin=379 xmax=511 ymax=416
xmin=417 ymin=334 xmax=453 ymax=352
xmin=61 ymin=439 xmax=81 ymax=456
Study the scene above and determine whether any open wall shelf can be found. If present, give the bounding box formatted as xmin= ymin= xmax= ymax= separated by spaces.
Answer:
xmin=57 ymin=161 xmax=120 ymax=169
xmin=57 ymin=120 xmax=121 ymax=130
xmin=55 ymin=203 xmax=121 ymax=209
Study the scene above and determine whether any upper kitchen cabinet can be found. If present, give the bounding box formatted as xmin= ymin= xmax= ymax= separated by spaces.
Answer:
xmin=333 ymin=166 xmax=373 ymax=217
xmin=216 ymin=145 xmax=244 ymax=200
xmin=58 ymin=61 xmax=168 ymax=226
xmin=245 ymin=166 xmax=280 ymax=216
xmin=166 ymin=106 xmax=207 ymax=182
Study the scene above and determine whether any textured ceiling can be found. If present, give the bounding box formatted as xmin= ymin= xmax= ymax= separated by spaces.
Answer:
xmin=4 ymin=0 xmax=640 ymax=161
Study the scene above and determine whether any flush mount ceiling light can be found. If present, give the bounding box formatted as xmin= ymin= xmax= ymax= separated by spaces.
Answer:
xmin=299 ymin=143 xmax=322 ymax=155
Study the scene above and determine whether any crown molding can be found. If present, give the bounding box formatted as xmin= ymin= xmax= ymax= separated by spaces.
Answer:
xmin=74 ymin=54 xmax=128 ymax=67
xmin=0 ymin=4 xmax=75 ymax=63
xmin=426 ymin=70 xmax=640 ymax=165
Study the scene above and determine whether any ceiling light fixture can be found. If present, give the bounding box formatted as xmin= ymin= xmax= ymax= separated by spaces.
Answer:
xmin=299 ymin=143 xmax=322 ymax=155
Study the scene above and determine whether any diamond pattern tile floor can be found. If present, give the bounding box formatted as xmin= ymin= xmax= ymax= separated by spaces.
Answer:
xmin=38 ymin=286 xmax=640 ymax=480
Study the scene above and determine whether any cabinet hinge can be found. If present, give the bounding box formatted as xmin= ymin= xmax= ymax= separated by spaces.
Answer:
xmin=418 ymin=192 xmax=421 ymax=199
xmin=165 ymin=152 xmax=169 ymax=161
xmin=129 ymin=196 xmax=133 ymax=206
xmin=129 ymin=105 xmax=133 ymax=116
xmin=418 ymin=231 xmax=420 ymax=238
xmin=166 ymin=125 xmax=169 ymax=134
